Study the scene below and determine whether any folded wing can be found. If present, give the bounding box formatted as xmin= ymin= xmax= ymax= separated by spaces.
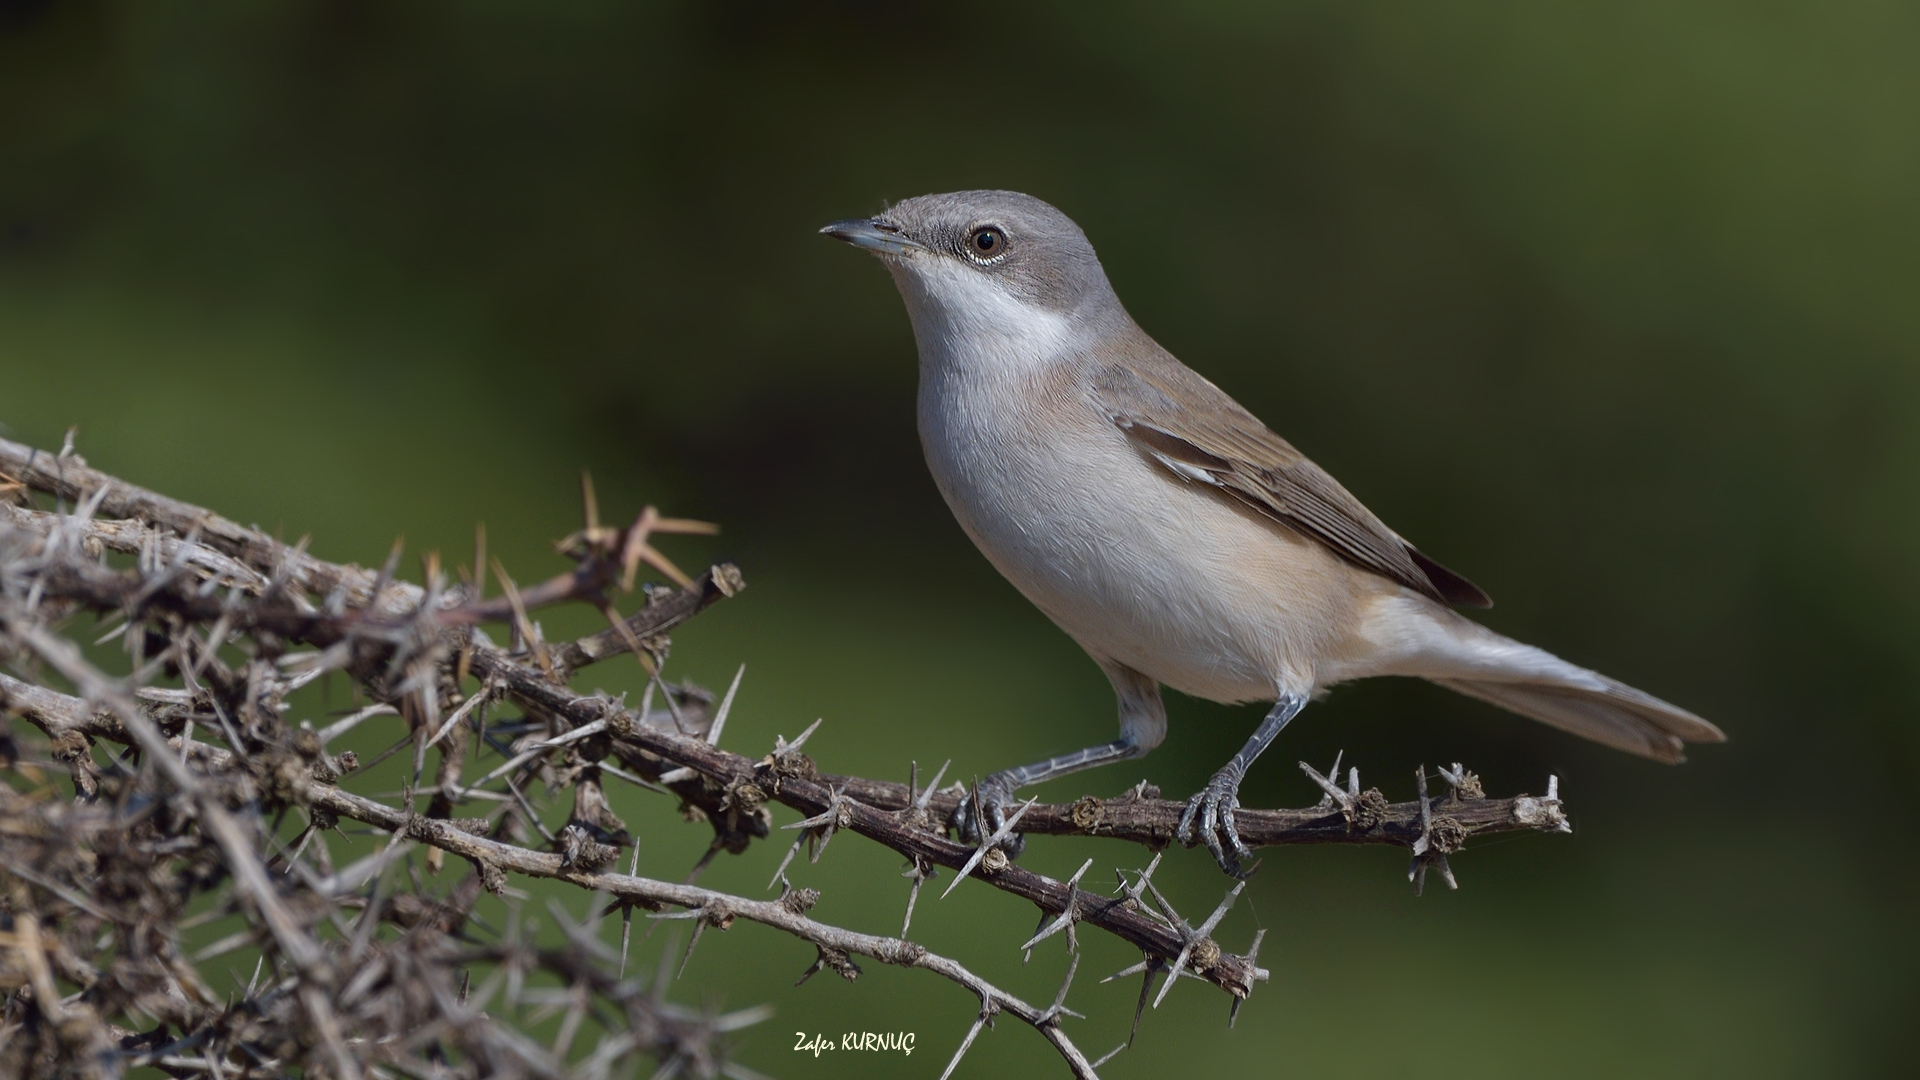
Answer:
xmin=1092 ymin=358 xmax=1492 ymax=608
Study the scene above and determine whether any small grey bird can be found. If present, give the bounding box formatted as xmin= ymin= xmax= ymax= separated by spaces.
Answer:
xmin=822 ymin=190 xmax=1724 ymax=876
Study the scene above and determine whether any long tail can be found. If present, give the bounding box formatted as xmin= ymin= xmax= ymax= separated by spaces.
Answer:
xmin=1392 ymin=603 xmax=1725 ymax=763
xmin=1428 ymin=674 xmax=1721 ymax=762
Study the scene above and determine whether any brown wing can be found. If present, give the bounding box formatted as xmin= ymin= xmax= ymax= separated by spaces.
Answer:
xmin=1091 ymin=359 xmax=1492 ymax=608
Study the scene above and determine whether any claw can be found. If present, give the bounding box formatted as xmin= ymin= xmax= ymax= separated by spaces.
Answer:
xmin=1175 ymin=795 xmax=1200 ymax=844
xmin=1178 ymin=769 xmax=1255 ymax=877
xmin=944 ymin=796 xmax=1037 ymax=898
xmin=1220 ymin=801 xmax=1249 ymax=864
xmin=947 ymin=773 xmax=1026 ymax=858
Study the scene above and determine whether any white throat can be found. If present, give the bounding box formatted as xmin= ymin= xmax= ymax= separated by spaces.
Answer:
xmin=887 ymin=256 xmax=1078 ymax=379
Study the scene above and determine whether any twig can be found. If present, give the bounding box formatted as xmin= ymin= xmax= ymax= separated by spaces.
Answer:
xmin=0 ymin=435 xmax=1577 ymax=1079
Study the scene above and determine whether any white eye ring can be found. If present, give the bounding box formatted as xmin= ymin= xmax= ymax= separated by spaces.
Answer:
xmin=966 ymin=225 xmax=1009 ymax=263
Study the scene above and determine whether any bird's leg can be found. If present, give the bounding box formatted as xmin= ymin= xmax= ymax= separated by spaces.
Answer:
xmin=950 ymin=738 xmax=1146 ymax=856
xmin=1178 ymin=693 xmax=1308 ymax=877
xmin=951 ymin=663 xmax=1165 ymax=858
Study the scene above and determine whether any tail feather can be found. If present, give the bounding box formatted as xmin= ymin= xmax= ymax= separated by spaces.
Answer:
xmin=1428 ymin=675 xmax=1723 ymax=763
xmin=1389 ymin=602 xmax=1726 ymax=763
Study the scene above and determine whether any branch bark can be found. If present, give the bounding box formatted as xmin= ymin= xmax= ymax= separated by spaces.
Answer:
xmin=0 ymin=435 xmax=1573 ymax=1078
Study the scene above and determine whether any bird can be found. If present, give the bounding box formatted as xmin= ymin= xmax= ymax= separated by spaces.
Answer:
xmin=820 ymin=190 xmax=1725 ymax=877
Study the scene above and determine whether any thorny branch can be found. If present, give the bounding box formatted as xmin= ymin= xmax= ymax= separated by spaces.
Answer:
xmin=0 ymin=435 xmax=1570 ymax=1078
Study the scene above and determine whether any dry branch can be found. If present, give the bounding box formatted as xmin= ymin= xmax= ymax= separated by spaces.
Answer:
xmin=0 ymin=434 xmax=1570 ymax=1078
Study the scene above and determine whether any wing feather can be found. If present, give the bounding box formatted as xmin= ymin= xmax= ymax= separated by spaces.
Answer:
xmin=1093 ymin=360 xmax=1492 ymax=608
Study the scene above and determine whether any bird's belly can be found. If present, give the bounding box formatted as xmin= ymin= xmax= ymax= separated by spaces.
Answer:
xmin=922 ymin=401 xmax=1356 ymax=703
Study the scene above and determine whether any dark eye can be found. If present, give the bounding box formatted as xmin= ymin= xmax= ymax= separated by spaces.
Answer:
xmin=968 ymin=226 xmax=1006 ymax=258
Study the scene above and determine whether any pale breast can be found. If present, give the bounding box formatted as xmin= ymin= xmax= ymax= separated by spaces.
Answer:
xmin=916 ymin=360 xmax=1364 ymax=703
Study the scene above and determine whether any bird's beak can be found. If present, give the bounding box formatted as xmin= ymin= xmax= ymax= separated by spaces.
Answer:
xmin=819 ymin=217 xmax=927 ymax=257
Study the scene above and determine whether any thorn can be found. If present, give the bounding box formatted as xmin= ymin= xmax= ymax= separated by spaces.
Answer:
xmin=1036 ymin=952 xmax=1085 ymax=1025
xmin=1308 ymin=750 xmax=1346 ymax=809
xmin=637 ymin=537 xmax=695 ymax=591
xmin=421 ymin=681 xmax=492 ymax=753
xmin=245 ymin=953 xmax=266 ymax=998
xmin=372 ymin=535 xmax=406 ymax=604
xmin=597 ymin=760 xmax=670 ymax=795
xmin=767 ymin=832 xmax=808 ymax=892
xmin=1023 ymin=908 xmax=1051 ymax=965
xmin=1110 ymin=851 xmax=1173 ymax=929
xmin=685 ymin=840 xmax=721 ymax=885
xmin=597 ymin=599 xmax=656 ymax=675
xmin=616 ymin=506 xmax=713 ymax=593
xmin=648 ymin=668 xmax=690 ymax=730
xmin=491 ymin=558 xmax=552 ymax=679
xmin=677 ymin=914 xmax=708 ymax=980
xmin=1194 ymin=882 xmax=1244 ymax=939
xmin=1438 ymin=762 xmax=1483 ymax=801
xmin=779 ymin=784 xmax=853 ymax=865
xmin=1142 ymin=872 xmax=1189 ymax=929
xmin=706 ymin=663 xmax=745 ymax=747
xmin=941 ymin=797 xmax=1036 ymax=899
xmin=1228 ymin=928 xmax=1268 ymax=1028
xmin=1299 ymin=758 xmax=1357 ymax=817
xmin=619 ymin=507 xmax=655 ymax=592
xmin=1021 ymin=858 xmax=1094 ymax=960
xmin=776 ymin=717 xmax=824 ymax=755
xmin=914 ymin=760 xmax=950 ymax=814
xmin=900 ymin=856 xmax=935 ymax=938
xmin=769 ymin=784 xmax=853 ymax=889
xmin=1406 ymin=764 xmax=1458 ymax=895
xmin=619 ymin=843 xmax=641 ymax=978
xmin=937 ymin=997 xmax=995 ymax=1080
xmin=1129 ymin=958 xmax=1162 ymax=1046
xmin=1153 ymin=880 xmax=1246 ymax=1009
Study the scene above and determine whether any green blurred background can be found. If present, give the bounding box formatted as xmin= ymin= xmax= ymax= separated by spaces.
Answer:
xmin=3 ymin=1 xmax=1916 ymax=1076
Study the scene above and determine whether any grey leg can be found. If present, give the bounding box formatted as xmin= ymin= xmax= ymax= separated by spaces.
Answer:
xmin=1177 ymin=692 xmax=1308 ymax=877
xmin=998 ymin=737 xmax=1145 ymax=786
xmin=950 ymin=661 xmax=1165 ymax=855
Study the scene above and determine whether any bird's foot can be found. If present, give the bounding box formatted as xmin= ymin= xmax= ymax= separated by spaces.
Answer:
xmin=947 ymin=772 xmax=1028 ymax=860
xmin=1177 ymin=767 xmax=1255 ymax=878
